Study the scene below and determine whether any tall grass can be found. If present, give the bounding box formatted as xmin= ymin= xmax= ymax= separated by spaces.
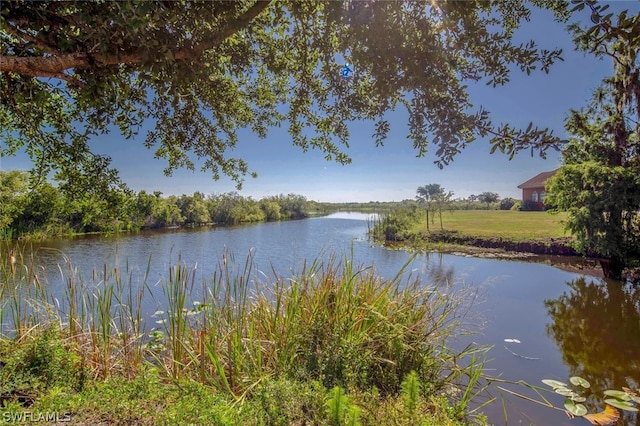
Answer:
xmin=1 ymin=245 xmax=488 ymax=416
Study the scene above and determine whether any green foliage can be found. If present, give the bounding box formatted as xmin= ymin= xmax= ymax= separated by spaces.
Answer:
xmin=0 ymin=328 xmax=84 ymax=407
xmin=326 ymin=386 xmax=350 ymax=426
xmin=252 ymin=378 xmax=325 ymax=426
xmin=499 ymin=197 xmax=517 ymax=211
xmin=518 ymin=200 xmax=537 ymax=211
xmin=0 ymin=170 xmax=29 ymax=231
xmin=477 ymin=192 xmax=500 ymax=210
xmin=546 ymin=1 xmax=640 ymax=278
xmin=416 ymin=184 xmax=454 ymax=232
xmin=547 ymin=163 xmax=640 ymax=263
xmin=500 ymin=374 xmax=638 ymax=423
xmin=324 ymin=386 xmax=362 ymax=426
xmin=400 ymin=371 xmax=421 ymax=416
xmin=0 ymin=179 xmax=313 ymax=238
xmin=371 ymin=207 xmax=421 ymax=241
xmin=260 ymin=200 xmax=282 ymax=221
xmin=1 ymin=1 xmax=568 ymax=191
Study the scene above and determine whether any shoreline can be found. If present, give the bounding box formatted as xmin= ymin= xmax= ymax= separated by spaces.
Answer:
xmin=383 ymin=235 xmax=605 ymax=279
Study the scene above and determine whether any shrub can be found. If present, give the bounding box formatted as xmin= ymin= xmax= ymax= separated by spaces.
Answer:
xmin=0 ymin=328 xmax=85 ymax=407
xmin=519 ymin=200 xmax=536 ymax=211
xmin=371 ymin=208 xmax=420 ymax=241
xmin=499 ymin=198 xmax=517 ymax=210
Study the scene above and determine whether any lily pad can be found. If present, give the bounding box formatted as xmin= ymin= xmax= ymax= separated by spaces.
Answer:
xmin=564 ymin=399 xmax=588 ymax=416
xmin=570 ymin=376 xmax=591 ymax=388
xmin=571 ymin=395 xmax=587 ymax=403
xmin=604 ymin=390 xmax=632 ymax=401
xmin=555 ymin=388 xmax=577 ymax=397
xmin=542 ymin=379 xmax=568 ymax=389
xmin=604 ymin=399 xmax=638 ymax=412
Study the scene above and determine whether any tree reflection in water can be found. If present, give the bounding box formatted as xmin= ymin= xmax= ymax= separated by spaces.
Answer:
xmin=545 ymin=277 xmax=640 ymax=425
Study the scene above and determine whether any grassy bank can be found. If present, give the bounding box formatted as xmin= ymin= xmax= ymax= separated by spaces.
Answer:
xmin=413 ymin=210 xmax=570 ymax=242
xmin=0 ymin=249 xmax=489 ymax=425
xmin=372 ymin=208 xmax=573 ymax=252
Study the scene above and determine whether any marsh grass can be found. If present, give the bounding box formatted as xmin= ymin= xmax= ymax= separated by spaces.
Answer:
xmin=1 ymin=246 xmax=489 ymax=424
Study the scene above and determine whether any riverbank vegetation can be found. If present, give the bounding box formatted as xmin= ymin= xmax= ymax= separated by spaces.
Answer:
xmin=544 ymin=3 xmax=640 ymax=280
xmin=1 ymin=170 xmax=316 ymax=239
xmin=0 ymin=248 xmax=489 ymax=425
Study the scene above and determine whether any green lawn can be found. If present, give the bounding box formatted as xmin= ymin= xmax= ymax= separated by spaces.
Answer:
xmin=415 ymin=210 xmax=571 ymax=242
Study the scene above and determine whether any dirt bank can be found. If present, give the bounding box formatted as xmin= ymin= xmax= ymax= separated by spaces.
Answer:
xmin=424 ymin=231 xmax=578 ymax=256
xmin=382 ymin=231 xmax=605 ymax=278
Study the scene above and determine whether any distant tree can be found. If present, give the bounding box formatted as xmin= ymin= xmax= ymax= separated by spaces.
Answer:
xmin=433 ymin=190 xmax=455 ymax=231
xmin=0 ymin=170 xmax=28 ymax=230
xmin=416 ymin=184 xmax=445 ymax=232
xmin=1 ymin=1 xmax=568 ymax=193
xmin=477 ymin=192 xmax=500 ymax=209
xmin=416 ymin=184 xmax=453 ymax=232
xmin=178 ymin=192 xmax=210 ymax=225
xmin=260 ymin=200 xmax=281 ymax=221
xmin=14 ymin=182 xmax=61 ymax=232
xmin=546 ymin=2 xmax=640 ymax=279
xmin=275 ymin=194 xmax=308 ymax=220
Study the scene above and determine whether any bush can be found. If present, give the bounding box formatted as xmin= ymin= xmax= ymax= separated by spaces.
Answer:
xmin=0 ymin=328 xmax=85 ymax=407
xmin=371 ymin=208 xmax=420 ymax=241
xmin=519 ymin=200 xmax=537 ymax=211
xmin=499 ymin=198 xmax=517 ymax=210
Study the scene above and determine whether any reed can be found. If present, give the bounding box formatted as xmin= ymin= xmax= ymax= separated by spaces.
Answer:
xmin=1 ymin=246 xmax=488 ymax=418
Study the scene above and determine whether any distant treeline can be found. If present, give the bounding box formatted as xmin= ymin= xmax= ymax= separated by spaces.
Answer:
xmin=1 ymin=170 xmax=520 ymax=239
xmin=0 ymin=170 xmax=317 ymax=239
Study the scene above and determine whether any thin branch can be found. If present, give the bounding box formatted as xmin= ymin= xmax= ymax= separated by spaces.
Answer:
xmin=5 ymin=22 xmax=66 ymax=56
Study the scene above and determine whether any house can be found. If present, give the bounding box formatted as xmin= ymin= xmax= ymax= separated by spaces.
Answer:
xmin=517 ymin=169 xmax=558 ymax=211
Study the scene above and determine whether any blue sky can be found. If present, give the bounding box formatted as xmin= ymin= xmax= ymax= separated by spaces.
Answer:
xmin=3 ymin=2 xmax=636 ymax=203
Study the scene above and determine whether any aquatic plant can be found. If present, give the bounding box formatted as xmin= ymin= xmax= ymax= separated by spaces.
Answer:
xmin=496 ymin=375 xmax=639 ymax=425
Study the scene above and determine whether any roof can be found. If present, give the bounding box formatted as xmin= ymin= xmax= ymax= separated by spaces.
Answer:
xmin=517 ymin=169 xmax=558 ymax=189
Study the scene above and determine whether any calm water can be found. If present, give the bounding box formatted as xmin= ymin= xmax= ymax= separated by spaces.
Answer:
xmin=2 ymin=212 xmax=639 ymax=425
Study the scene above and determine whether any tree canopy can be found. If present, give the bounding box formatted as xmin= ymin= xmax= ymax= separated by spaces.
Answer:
xmin=1 ymin=0 xmax=569 ymax=193
xmin=546 ymin=1 xmax=640 ymax=279
xmin=477 ymin=191 xmax=500 ymax=209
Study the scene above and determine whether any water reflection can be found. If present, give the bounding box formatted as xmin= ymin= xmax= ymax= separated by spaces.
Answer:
xmin=545 ymin=277 xmax=640 ymax=425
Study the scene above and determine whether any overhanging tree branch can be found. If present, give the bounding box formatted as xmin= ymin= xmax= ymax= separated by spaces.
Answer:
xmin=0 ymin=0 xmax=272 ymax=80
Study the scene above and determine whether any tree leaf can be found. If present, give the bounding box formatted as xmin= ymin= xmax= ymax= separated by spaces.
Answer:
xmin=570 ymin=376 xmax=590 ymax=388
xmin=584 ymin=405 xmax=620 ymax=425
